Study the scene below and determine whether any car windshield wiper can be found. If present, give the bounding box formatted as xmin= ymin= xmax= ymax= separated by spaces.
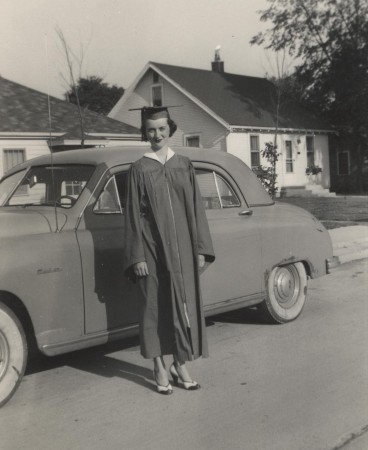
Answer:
xmin=10 ymin=203 xmax=51 ymax=208
xmin=19 ymin=203 xmax=42 ymax=208
xmin=11 ymin=201 xmax=71 ymax=208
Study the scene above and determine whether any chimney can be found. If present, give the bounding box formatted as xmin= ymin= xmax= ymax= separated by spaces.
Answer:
xmin=211 ymin=45 xmax=224 ymax=73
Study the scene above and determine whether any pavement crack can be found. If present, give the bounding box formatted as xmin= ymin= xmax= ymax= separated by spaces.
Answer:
xmin=331 ymin=423 xmax=368 ymax=449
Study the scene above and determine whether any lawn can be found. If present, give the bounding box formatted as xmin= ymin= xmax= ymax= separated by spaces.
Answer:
xmin=277 ymin=196 xmax=368 ymax=229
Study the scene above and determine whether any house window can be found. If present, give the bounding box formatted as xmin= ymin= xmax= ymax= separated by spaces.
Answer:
xmin=3 ymin=149 xmax=25 ymax=172
xmin=151 ymin=85 xmax=163 ymax=107
xmin=185 ymin=135 xmax=200 ymax=147
xmin=285 ymin=140 xmax=294 ymax=173
xmin=337 ymin=151 xmax=350 ymax=175
xmin=153 ymin=71 xmax=159 ymax=83
xmin=250 ymin=135 xmax=260 ymax=167
xmin=3 ymin=149 xmax=27 ymax=194
xmin=306 ymin=136 xmax=315 ymax=167
xmin=62 ymin=181 xmax=86 ymax=196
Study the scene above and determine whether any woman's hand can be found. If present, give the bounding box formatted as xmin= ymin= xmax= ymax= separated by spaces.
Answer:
xmin=198 ymin=254 xmax=205 ymax=268
xmin=133 ymin=262 xmax=149 ymax=277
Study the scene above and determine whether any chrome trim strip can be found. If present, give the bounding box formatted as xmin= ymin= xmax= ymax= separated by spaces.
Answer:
xmin=203 ymin=292 xmax=264 ymax=315
xmin=41 ymin=324 xmax=139 ymax=356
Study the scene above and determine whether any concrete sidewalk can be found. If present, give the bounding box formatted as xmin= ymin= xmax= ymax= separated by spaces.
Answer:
xmin=329 ymin=225 xmax=368 ymax=264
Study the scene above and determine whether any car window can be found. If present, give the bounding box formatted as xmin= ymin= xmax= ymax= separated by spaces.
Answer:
xmin=93 ymin=169 xmax=239 ymax=214
xmin=3 ymin=165 xmax=94 ymax=207
xmin=195 ymin=169 xmax=240 ymax=210
xmin=0 ymin=169 xmax=27 ymax=205
xmin=94 ymin=172 xmax=127 ymax=214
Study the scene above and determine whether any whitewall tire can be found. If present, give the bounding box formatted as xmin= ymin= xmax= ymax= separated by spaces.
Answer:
xmin=259 ymin=262 xmax=308 ymax=324
xmin=0 ymin=303 xmax=27 ymax=407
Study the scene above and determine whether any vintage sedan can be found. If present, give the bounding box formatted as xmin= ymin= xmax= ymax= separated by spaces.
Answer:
xmin=0 ymin=146 xmax=335 ymax=406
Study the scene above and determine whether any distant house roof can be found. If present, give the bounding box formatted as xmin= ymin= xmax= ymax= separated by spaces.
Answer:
xmin=148 ymin=62 xmax=331 ymax=132
xmin=0 ymin=77 xmax=140 ymax=139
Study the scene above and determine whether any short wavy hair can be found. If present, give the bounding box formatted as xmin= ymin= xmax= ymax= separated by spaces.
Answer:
xmin=140 ymin=118 xmax=177 ymax=142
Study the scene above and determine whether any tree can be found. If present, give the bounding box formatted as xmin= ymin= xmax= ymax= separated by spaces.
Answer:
xmin=256 ymin=141 xmax=280 ymax=198
xmin=64 ymin=76 xmax=124 ymax=115
xmin=251 ymin=0 xmax=368 ymax=191
xmin=56 ymin=26 xmax=87 ymax=147
xmin=255 ymin=51 xmax=292 ymax=198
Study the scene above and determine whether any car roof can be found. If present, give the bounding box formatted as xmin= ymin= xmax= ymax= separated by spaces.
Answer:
xmin=5 ymin=145 xmax=273 ymax=206
xmin=6 ymin=145 xmax=231 ymax=167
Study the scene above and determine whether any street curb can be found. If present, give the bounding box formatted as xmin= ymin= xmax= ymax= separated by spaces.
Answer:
xmin=333 ymin=237 xmax=368 ymax=249
xmin=329 ymin=226 xmax=368 ymax=264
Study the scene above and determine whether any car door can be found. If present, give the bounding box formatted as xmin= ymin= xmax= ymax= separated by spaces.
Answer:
xmin=194 ymin=163 xmax=263 ymax=310
xmin=76 ymin=166 xmax=139 ymax=334
xmin=76 ymin=162 xmax=263 ymax=334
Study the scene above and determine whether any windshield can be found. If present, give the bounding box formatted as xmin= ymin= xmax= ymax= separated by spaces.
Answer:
xmin=0 ymin=165 xmax=95 ymax=208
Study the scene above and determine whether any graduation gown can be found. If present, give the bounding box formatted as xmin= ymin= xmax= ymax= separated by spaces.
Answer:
xmin=124 ymin=149 xmax=215 ymax=362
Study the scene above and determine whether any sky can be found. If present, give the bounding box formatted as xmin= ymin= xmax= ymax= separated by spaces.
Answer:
xmin=1 ymin=0 xmax=273 ymax=99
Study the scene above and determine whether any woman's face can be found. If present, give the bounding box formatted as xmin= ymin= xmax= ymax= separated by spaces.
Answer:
xmin=145 ymin=118 xmax=170 ymax=151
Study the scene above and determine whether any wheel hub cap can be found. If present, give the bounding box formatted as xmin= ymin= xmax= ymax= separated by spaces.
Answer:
xmin=274 ymin=266 xmax=300 ymax=308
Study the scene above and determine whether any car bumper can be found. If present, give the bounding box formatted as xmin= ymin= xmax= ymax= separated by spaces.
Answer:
xmin=326 ymin=256 xmax=340 ymax=273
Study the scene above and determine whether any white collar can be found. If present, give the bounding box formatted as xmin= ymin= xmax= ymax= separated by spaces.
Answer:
xmin=144 ymin=147 xmax=175 ymax=164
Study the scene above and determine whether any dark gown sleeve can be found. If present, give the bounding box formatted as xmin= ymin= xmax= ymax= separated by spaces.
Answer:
xmin=124 ymin=164 xmax=146 ymax=278
xmin=189 ymin=160 xmax=215 ymax=263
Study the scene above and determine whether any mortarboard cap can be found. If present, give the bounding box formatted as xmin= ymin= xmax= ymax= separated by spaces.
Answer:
xmin=129 ymin=105 xmax=182 ymax=123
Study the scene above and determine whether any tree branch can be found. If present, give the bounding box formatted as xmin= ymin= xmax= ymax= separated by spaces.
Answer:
xmin=56 ymin=26 xmax=86 ymax=147
xmin=296 ymin=0 xmax=333 ymax=63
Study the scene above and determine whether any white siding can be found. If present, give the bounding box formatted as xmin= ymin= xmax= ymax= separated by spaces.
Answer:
xmin=109 ymin=71 xmax=168 ymax=127
xmin=226 ymin=131 xmax=277 ymax=168
xmin=226 ymin=133 xmax=250 ymax=165
xmin=0 ymin=139 xmax=50 ymax=178
xmin=226 ymin=131 xmax=330 ymax=189
xmin=110 ymin=70 xmax=228 ymax=152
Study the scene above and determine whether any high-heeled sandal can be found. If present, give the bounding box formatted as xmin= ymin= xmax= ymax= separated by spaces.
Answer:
xmin=153 ymin=370 xmax=173 ymax=395
xmin=169 ymin=363 xmax=201 ymax=390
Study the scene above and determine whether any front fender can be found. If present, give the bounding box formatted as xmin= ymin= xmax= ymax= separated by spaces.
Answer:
xmin=0 ymin=230 xmax=84 ymax=350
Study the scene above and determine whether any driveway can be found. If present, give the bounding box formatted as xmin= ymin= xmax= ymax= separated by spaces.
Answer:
xmin=0 ymin=259 xmax=367 ymax=450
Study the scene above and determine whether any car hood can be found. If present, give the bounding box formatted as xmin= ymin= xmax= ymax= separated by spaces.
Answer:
xmin=0 ymin=208 xmax=67 ymax=238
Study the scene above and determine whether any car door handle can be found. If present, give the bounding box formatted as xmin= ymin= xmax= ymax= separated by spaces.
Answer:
xmin=239 ymin=209 xmax=253 ymax=216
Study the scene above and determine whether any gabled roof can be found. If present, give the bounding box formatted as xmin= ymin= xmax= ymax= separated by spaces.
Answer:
xmin=0 ymin=77 xmax=140 ymax=138
xmin=149 ymin=62 xmax=331 ymax=132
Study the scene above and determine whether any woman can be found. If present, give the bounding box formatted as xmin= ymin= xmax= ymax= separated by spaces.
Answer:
xmin=124 ymin=106 xmax=215 ymax=395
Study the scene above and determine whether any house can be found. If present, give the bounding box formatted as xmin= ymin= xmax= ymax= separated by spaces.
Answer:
xmin=109 ymin=55 xmax=335 ymax=196
xmin=0 ymin=76 xmax=140 ymax=178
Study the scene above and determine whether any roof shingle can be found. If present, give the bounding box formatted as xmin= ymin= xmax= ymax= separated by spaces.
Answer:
xmin=152 ymin=62 xmax=331 ymax=131
xmin=0 ymin=77 xmax=140 ymax=138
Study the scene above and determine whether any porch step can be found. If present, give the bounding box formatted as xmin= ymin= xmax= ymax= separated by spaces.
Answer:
xmin=279 ymin=187 xmax=312 ymax=197
xmin=280 ymin=186 xmax=336 ymax=198
xmin=307 ymin=184 xmax=336 ymax=197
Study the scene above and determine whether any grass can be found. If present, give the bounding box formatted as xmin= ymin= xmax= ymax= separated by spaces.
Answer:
xmin=277 ymin=196 xmax=368 ymax=229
